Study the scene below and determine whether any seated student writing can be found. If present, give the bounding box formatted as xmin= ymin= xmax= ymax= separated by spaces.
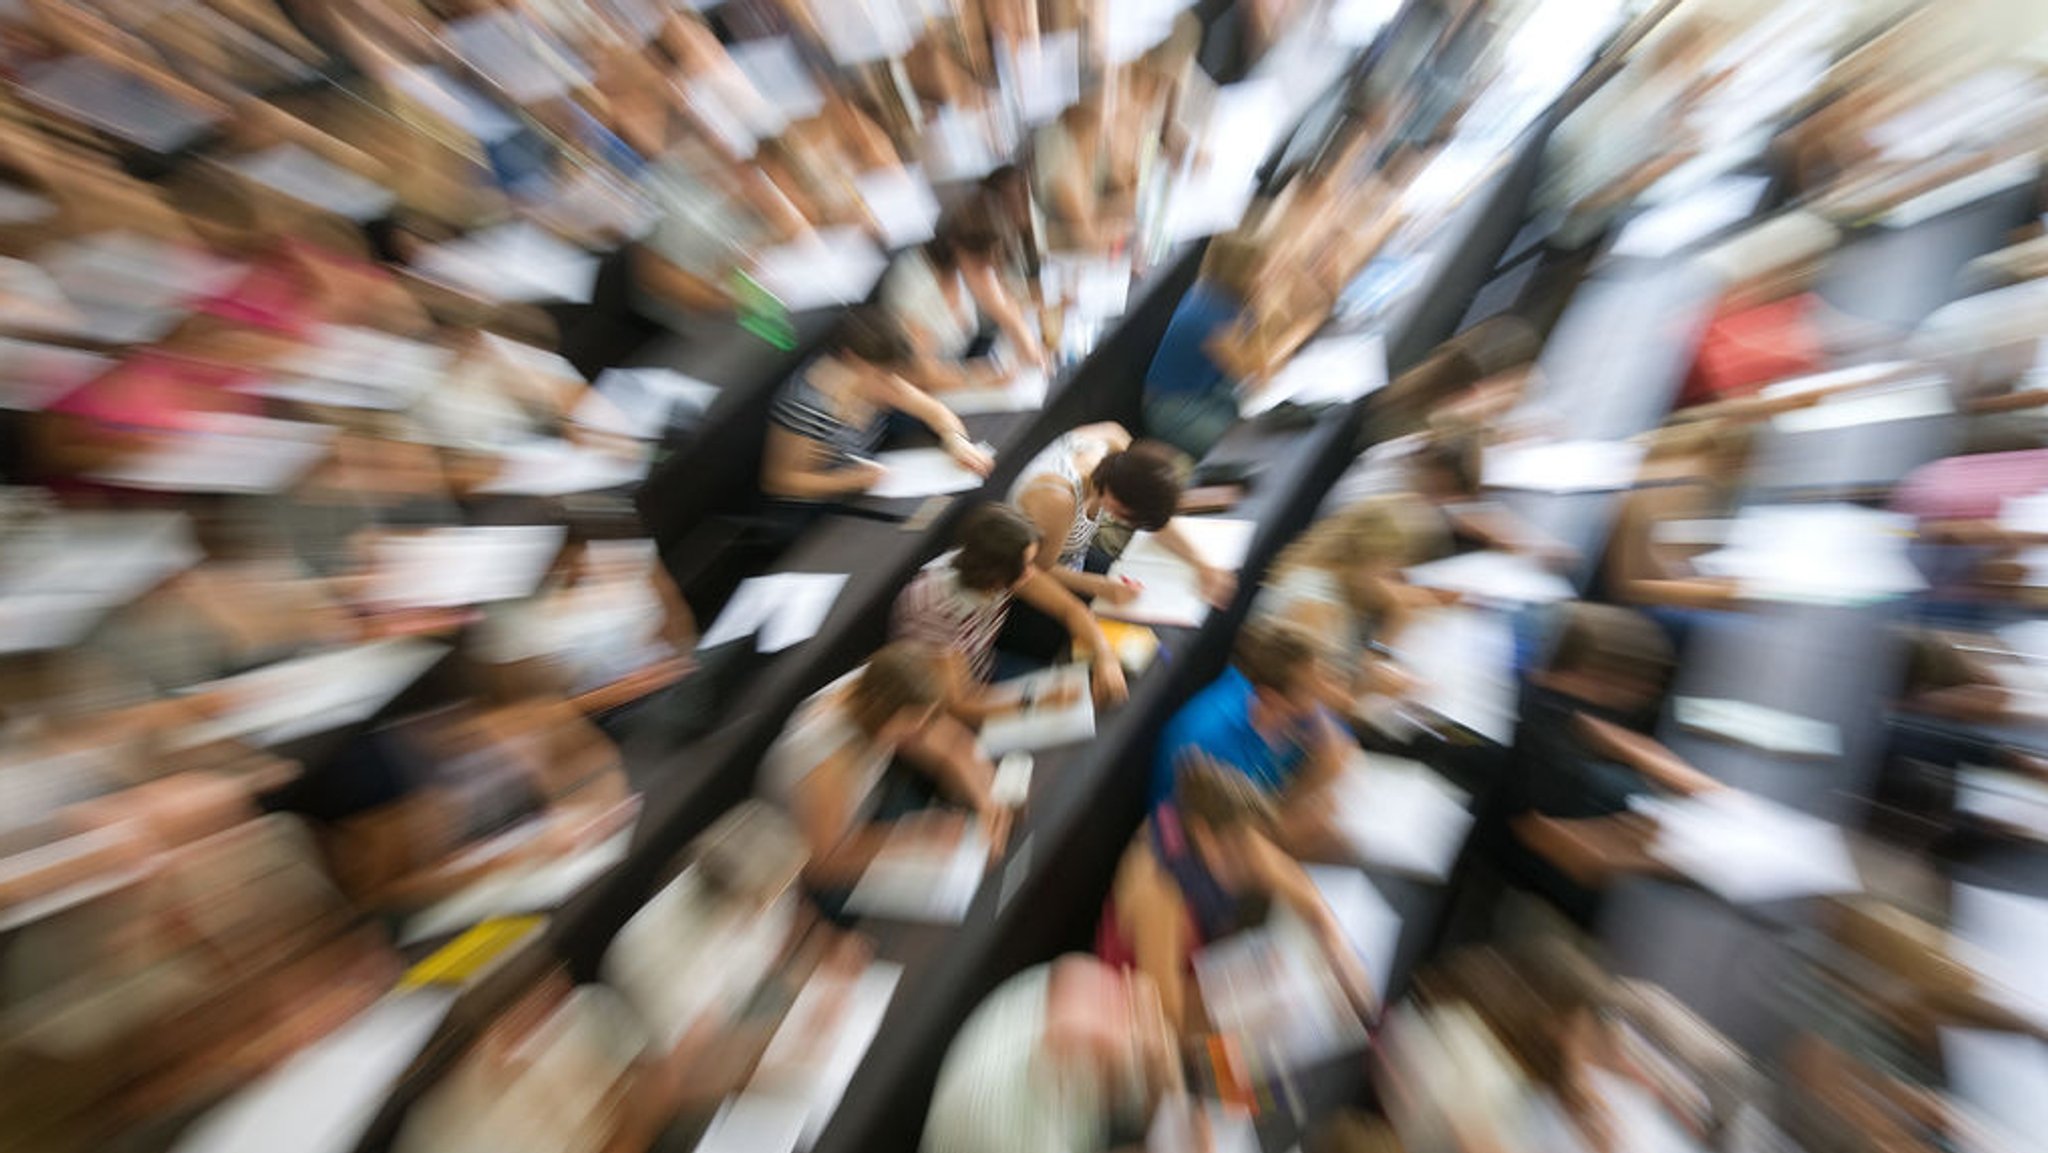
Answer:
xmin=1098 ymin=760 xmax=1378 ymax=1039
xmin=891 ymin=504 xmax=1127 ymax=721
xmin=1505 ymin=603 xmax=1724 ymax=915
xmin=1009 ymin=422 xmax=1235 ymax=607
xmin=758 ymin=643 xmax=1010 ymax=902
xmin=1252 ymin=494 xmax=1451 ymax=710
xmin=761 ymin=307 xmax=994 ymax=502
xmin=1152 ymin=622 xmax=1353 ymax=856
xmin=1600 ymin=421 xmax=1753 ymax=618
xmin=880 ymin=203 xmax=1044 ymax=394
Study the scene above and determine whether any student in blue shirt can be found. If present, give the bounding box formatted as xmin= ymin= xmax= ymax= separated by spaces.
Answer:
xmin=1151 ymin=621 xmax=1351 ymax=854
xmin=1140 ymin=232 xmax=1261 ymax=459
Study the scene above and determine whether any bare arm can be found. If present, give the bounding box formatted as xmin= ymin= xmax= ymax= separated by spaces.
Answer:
xmin=1246 ymin=834 xmax=1379 ymax=1019
xmin=1014 ymin=569 xmax=1128 ymax=703
xmin=962 ymin=257 xmax=1043 ymax=370
xmin=761 ymin=426 xmax=882 ymax=500
xmin=1015 ymin=481 xmax=1127 ymax=601
xmin=1116 ymin=846 xmax=1196 ymax=1034
xmin=1574 ymin=713 xmax=1722 ymax=796
xmin=1149 ymin=519 xmax=1237 ymax=607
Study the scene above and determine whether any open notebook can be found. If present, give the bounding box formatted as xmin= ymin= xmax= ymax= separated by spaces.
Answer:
xmin=1099 ymin=518 xmax=1257 ymax=629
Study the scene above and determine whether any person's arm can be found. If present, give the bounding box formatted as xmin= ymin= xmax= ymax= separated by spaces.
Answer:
xmin=868 ymin=373 xmax=993 ymax=474
xmin=761 ymin=425 xmax=885 ymax=499
xmin=961 ymin=256 xmax=1044 ymax=371
xmin=1014 ymin=568 xmax=1128 ymax=703
xmin=1245 ymin=834 xmax=1379 ymax=1021
xmin=1148 ymin=519 xmax=1237 ymax=608
xmin=1116 ymin=846 xmax=1198 ymax=1034
xmin=1014 ymin=480 xmax=1133 ymax=603
xmin=899 ymin=715 xmax=1011 ymax=859
xmin=1573 ymin=713 xmax=1722 ymax=796
xmin=790 ymin=747 xmax=967 ymax=888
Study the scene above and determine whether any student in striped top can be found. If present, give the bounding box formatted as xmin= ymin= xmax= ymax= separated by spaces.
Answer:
xmin=761 ymin=306 xmax=993 ymax=502
xmin=892 ymin=504 xmax=1128 ymax=724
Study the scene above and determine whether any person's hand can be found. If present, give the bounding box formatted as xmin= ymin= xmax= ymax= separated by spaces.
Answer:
xmin=844 ymin=459 xmax=888 ymax=492
xmin=1197 ymin=565 xmax=1236 ymax=609
xmin=1092 ymin=656 xmax=1129 ymax=706
xmin=946 ymin=434 xmax=994 ymax=477
xmin=1098 ymin=575 xmax=1142 ymax=606
xmin=895 ymin=808 xmax=971 ymax=851
xmin=976 ymin=803 xmax=1014 ymax=863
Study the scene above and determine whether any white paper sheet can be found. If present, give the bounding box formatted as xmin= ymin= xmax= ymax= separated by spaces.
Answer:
xmin=854 ymin=166 xmax=942 ymax=250
xmin=1099 ymin=519 xmax=1257 ymax=629
xmin=386 ymin=65 xmax=523 ymax=144
xmin=751 ymin=228 xmax=888 ymax=311
xmin=692 ymin=1096 xmax=807 ymax=1153
xmin=171 ymin=639 xmax=447 ymax=749
xmin=1240 ymin=333 xmax=1389 ymax=417
xmin=866 ymin=447 xmax=988 ymax=500
xmin=978 ymin=665 xmax=1095 ymax=756
xmin=1694 ymin=504 xmax=1926 ymax=604
xmin=1673 ymin=697 xmax=1843 ymax=759
xmin=414 ymin=222 xmax=601 ymax=304
xmin=1160 ymin=168 xmax=1259 ymax=244
xmin=843 ymin=827 xmax=989 ymax=923
xmin=0 ymin=508 xmax=201 ymax=652
xmin=401 ymin=822 xmax=634 ymax=945
xmin=1330 ymin=754 xmax=1475 ymax=882
xmin=921 ymin=104 xmax=1002 ymax=183
xmin=0 ymin=256 xmax=88 ymax=338
xmin=474 ymin=439 xmax=651 ymax=496
xmin=89 ymin=415 xmax=335 ymax=494
xmin=940 ymin=368 xmax=1049 ymax=416
xmin=990 ymin=752 xmax=1034 ymax=807
xmin=0 ymin=182 xmax=54 ymax=225
xmin=1886 ymin=156 xmax=2039 ymax=230
xmin=727 ymin=38 xmax=826 ymax=121
xmin=445 ymin=10 xmax=590 ymax=104
xmin=1640 ymin=791 xmax=1862 ymax=905
xmin=1941 ymin=1028 xmax=2048 ymax=1153
xmin=171 ymin=989 xmax=456 ymax=1153
xmin=362 ymin=525 xmax=566 ymax=610
xmin=1405 ymin=549 xmax=1577 ymax=606
xmin=1956 ymin=766 xmax=2048 ymax=842
xmin=2001 ymin=492 xmax=2048 ymax=537
xmin=1610 ymin=177 xmax=1769 ymax=260
xmin=1391 ymin=607 xmax=1518 ymax=745
xmin=607 ymin=875 xmax=798 ymax=1050
xmin=1950 ymin=883 xmax=2048 ymax=1031
xmin=578 ymin=367 xmax=719 ymax=439
xmin=749 ymin=961 xmax=903 ymax=1149
xmin=18 ymin=56 xmax=220 ymax=153
xmin=1005 ymin=31 xmax=1082 ymax=126
xmin=1147 ymin=1102 xmax=1257 ymax=1153
xmin=1482 ymin=438 xmax=1645 ymax=494
xmin=698 ymin=573 xmax=848 ymax=653
xmin=257 ymin=325 xmax=453 ymax=410
xmin=0 ymin=339 xmax=110 ymax=412
xmin=1772 ymin=378 xmax=1954 ymax=434
xmin=228 ymin=144 xmax=397 ymax=222
xmin=1328 ymin=0 xmax=1400 ymax=45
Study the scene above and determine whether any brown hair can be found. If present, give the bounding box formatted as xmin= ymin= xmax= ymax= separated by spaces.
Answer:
xmin=1091 ymin=440 xmax=1189 ymax=532
xmin=1547 ymin=603 xmax=1674 ymax=692
xmin=846 ymin=643 xmax=943 ymax=735
xmin=1276 ymin=494 xmax=1444 ymax=615
xmin=1175 ymin=758 xmax=1279 ymax=838
xmin=1232 ymin=620 xmax=1322 ymax=696
xmin=832 ymin=305 xmax=915 ymax=368
xmin=932 ymin=200 xmax=1005 ymax=268
xmin=1200 ymin=230 xmax=1264 ymax=299
xmin=953 ymin=503 xmax=1037 ymax=591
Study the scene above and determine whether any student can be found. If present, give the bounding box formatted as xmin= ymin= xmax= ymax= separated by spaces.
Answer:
xmin=1009 ymin=422 xmax=1233 ymax=607
xmin=1033 ymin=96 xmax=1122 ymax=253
xmin=1097 ymin=760 xmax=1378 ymax=1037
xmin=1599 ymin=420 xmax=1753 ymax=618
xmin=890 ymin=504 xmax=1127 ymax=718
xmin=881 ymin=203 xmax=1044 ymax=393
xmin=1407 ymin=421 xmax=1573 ymax=560
xmin=761 ymin=307 xmax=994 ymax=503
xmin=1140 ymin=230 xmax=1260 ymax=459
xmin=922 ymin=954 xmax=1184 ymax=1153
xmin=758 ymin=642 xmax=1009 ymax=898
xmin=1506 ymin=603 xmax=1723 ymax=915
xmin=1151 ymin=621 xmax=1351 ymax=852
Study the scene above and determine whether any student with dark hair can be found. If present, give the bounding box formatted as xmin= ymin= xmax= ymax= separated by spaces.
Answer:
xmin=891 ymin=504 xmax=1127 ymax=719
xmin=1097 ymin=759 xmax=1378 ymax=1037
xmin=761 ymin=306 xmax=994 ymax=502
xmin=1151 ymin=621 xmax=1352 ymax=853
xmin=1009 ymin=422 xmax=1236 ymax=607
xmin=882 ymin=202 xmax=1044 ymax=391
xmin=758 ymin=642 xmax=1009 ymax=897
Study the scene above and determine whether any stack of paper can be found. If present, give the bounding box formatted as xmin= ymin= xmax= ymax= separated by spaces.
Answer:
xmin=939 ymin=368 xmax=1049 ymax=416
xmin=752 ymin=228 xmax=887 ymax=311
xmin=698 ymin=573 xmax=848 ymax=654
xmin=89 ymin=414 xmax=335 ymax=494
xmin=1638 ymin=791 xmax=1861 ymax=904
xmin=854 ymin=166 xmax=942 ymax=250
xmin=1240 ymin=333 xmax=1389 ymax=417
xmin=576 ymin=368 xmax=719 ymax=439
xmin=1330 ymin=755 xmax=1475 ymax=882
xmin=362 ymin=525 xmax=566 ymax=610
xmin=414 ymin=222 xmax=601 ymax=305
xmin=1482 ymin=439 xmax=1645 ymax=494
xmin=171 ymin=639 xmax=448 ymax=750
xmin=746 ymin=960 xmax=903 ymax=1149
xmin=1406 ymin=549 xmax=1576 ymax=605
xmin=1673 ymin=697 xmax=1843 ymax=759
xmin=1099 ymin=518 xmax=1257 ymax=629
xmin=475 ymin=439 xmax=651 ymax=496
xmin=978 ymin=665 xmax=1095 ymax=756
xmin=1391 ymin=607 xmax=1519 ymax=745
xmin=1694 ymin=504 xmax=1925 ymax=604
xmin=865 ymin=447 xmax=989 ymax=500
xmin=843 ymin=827 xmax=989 ymax=924
xmin=1950 ymin=883 xmax=2048 ymax=1031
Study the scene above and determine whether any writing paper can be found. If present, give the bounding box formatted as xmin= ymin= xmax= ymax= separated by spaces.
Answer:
xmin=362 ymin=525 xmax=566 ymax=610
xmin=1639 ymin=791 xmax=1861 ymax=904
xmin=843 ymin=827 xmax=989 ymax=923
xmin=89 ymin=414 xmax=334 ymax=494
xmin=172 ymin=639 xmax=448 ymax=749
xmin=1610 ymin=176 xmax=1768 ymax=260
xmin=978 ymin=664 xmax=1095 ymax=756
xmin=1406 ymin=549 xmax=1576 ymax=605
xmin=474 ymin=439 xmax=650 ymax=496
xmin=579 ymin=367 xmax=719 ymax=439
xmin=1482 ymin=438 xmax=1644 ymax=494
xmin=1099 ymin=518 xmax=1257 ymax=629
xmin=940 ymin=368 xmax=1049 ymax=416
xmin=751 ymin=228 xmax=888 ymax=311
xmin=228 ymin=145 xmax=397 ymax=222
xmin=854 ymin=166 xmax=942 ymax=250
xmin=866 ymin=447 xmax=988 ymax=500
xmin=697 ymin=573 xmax=848 ymax=653
xmin=414 ymin=222 xmax=601 ymax=305
xmin=749 ymin=961 xmax=903 ymax=1149
xmin=1241 ymin=333 xmax=1389 ymax=416
xmin=1330 ymin=754 xmax=1475 ymax=882
xmin=1673 ymin=697 xmax=1843 ymax=759
xmin=1391 ymin=607 xmax=1518 ymax=744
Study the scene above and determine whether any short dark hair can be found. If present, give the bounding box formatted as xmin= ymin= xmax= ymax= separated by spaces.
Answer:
xmin=1547 ymin=603 xmax=1673 ymax=692
xmin=953 ymin=504 xmax=1037 ymax=591
xmin=932 ymin=202 xmax=1004 ymax=267
xmin=1233 ymin=620 xmax=1320 ymax=695
xmin=1092 ymin=440 xmax=1188 ymax=532
xmin=832 ymin=306 xmax=914 ymax=367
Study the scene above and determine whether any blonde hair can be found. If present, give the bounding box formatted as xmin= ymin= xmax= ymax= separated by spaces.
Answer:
xmin=1274 ymin=494 xmax=1445 ymax=616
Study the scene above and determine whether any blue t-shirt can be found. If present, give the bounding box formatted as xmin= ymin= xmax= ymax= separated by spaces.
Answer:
xmin=1150 ymin=667 xmax=1310 ymax=808
xmin=1142 ymin=282 xmax=1243 ymax=401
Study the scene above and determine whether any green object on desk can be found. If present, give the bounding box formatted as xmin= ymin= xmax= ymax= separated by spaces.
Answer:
xmin=731 ymin=269 xmax=796 ymax=351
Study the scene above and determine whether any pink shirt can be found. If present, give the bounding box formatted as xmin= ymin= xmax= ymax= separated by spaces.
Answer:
xmin=1891 ymin=450 xmax=2048 ymax=522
